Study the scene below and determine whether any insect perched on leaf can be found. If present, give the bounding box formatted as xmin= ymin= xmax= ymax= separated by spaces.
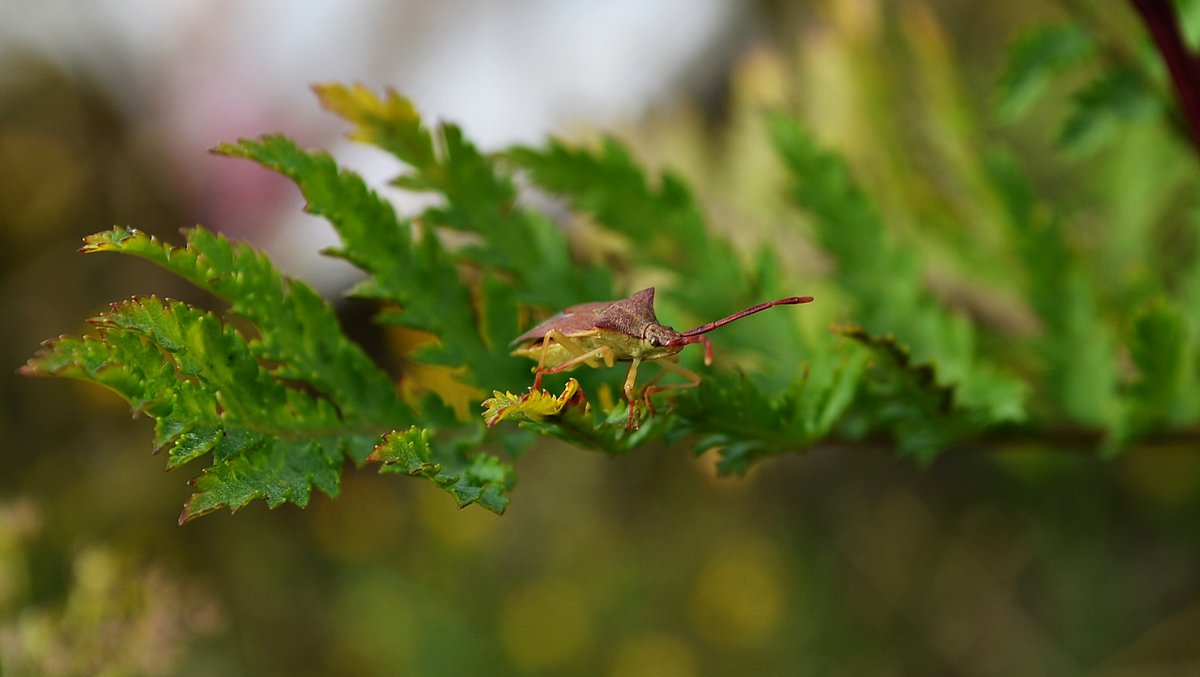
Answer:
xmin=510 ymin=288 xmax=814 ymax=430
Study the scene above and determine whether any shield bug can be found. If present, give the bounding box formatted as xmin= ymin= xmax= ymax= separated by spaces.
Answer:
xmin=510 ymin=288 xmax=814 ymax=430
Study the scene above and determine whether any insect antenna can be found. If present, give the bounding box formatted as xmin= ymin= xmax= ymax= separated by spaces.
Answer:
xmin=666 ymin=296 xmax=814 ymax=348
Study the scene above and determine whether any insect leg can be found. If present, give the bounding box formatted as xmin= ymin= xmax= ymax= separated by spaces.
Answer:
xmin=697 ymin=335 xmax=714 ymax=366
xmin=623 ymin=357 xmax=642 ymax=430
xmin=533 ymin=330 xmax=603 ymax=389
xmin=643 ymin=359 xmax=703 ymax=414
xmin=636 ymin=361 xmax=670 ymax=415
xmin=541 ymin=345 xmax=616 ymax=375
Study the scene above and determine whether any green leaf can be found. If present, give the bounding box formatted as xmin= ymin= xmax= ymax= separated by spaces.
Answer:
xmin=1123 ymin=299 xmax=1192 ymax=438
xmin=506 ymin=133 xmax=852 ymax=463
xmin=985 ymin=152 xmax=1119 ymax=427
xmin=24 ymin=297 xmax=365 ymax=522
xmin=677 ymin=347 xmax=866 ymax=474
xmin=996 ymin=23 xmax=1095 ymax=120
xmin=39 ymin=72 xmax=1200 ymax=525
xmin=1058 ymin=66 xmax=1160 ymax=153
xmin=836 ymin=326 xmax=987 ymax=463
xmin=768 ymin=113 xmax=1027 ymax=436
xmin=25 ymin=221 xmax=526 ymax=519
xmin=212 ymin=134 xmax=522 ymax=395
xmin=369 ymin=427 xmax=513 ymax=514
xmin=313 ymin=83 xmax=437 ymax=169
xmin=212 ymin=136 xmax=441 ymax=309
xmin=767 ymin=113 xmax=908 ymax=315
xmin=508 ymin=139 xmax=751 ymax=310
xmin=182 ymin=435 xmax=348 ymax=523
xmin=81 ymin=226 xmax=410 ymax=431
xmin=483 ymin=377 xmax=671 ymax=456
xmin=313 ymin=83 xmax=611 ymax=312
xmin=508 ymin=135 xmax=811 ymax=400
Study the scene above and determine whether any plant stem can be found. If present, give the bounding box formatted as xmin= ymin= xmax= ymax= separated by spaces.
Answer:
xmin=1130 ymin=0 xmax=1200 ymax=151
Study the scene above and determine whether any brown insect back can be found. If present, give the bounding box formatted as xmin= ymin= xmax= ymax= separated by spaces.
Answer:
xmin=508 ymin=287 xmax=813 ymax=430
xmin=591 ymin=288 xmax=676 ymax=341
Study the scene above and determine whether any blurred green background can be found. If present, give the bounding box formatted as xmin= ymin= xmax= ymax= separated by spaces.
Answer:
xmin=4 ymin=1 xmax=1200 ymax=675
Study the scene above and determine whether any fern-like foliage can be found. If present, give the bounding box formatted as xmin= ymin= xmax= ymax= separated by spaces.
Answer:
xmin=24 ymin=226 xmax=506 ymax=520
xmin=996 ymin=8 xmax=1165 ymax=153
xmin=23 ymin=58 xmax=1200 ymax=521
xmin=767 ymin=115 xmax=1028 ymax=433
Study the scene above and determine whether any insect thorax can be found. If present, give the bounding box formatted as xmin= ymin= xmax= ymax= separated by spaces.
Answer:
xmin=512 ymin=328 xmax=682 ymax=368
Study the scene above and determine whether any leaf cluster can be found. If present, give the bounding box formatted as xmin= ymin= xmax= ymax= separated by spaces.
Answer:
xmin=23 ymin=21 xmax=1200 ymax=522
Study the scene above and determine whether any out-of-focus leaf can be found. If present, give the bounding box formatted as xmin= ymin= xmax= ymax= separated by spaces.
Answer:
xmin=985 ymin=152 xmax=1120 ymax=428
xmin=509 ymin=134 xmax=822 ymax=453
xmin=1059 ymin=66 xmax=1160 ymax=153
xmin=768 ymin=112 xmax=1027 ymax=440
xmin=996 ymin=23 xmax=1095 ymax=120
xmin=506 ymin=138 xmax=792 ymax=355
xmin=1123 ymin=299 xmax=1192 ymax=438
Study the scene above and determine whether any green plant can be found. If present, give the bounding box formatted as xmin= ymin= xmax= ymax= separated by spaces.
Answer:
xmin=22 ymin=1 xmax=1200 ymax=522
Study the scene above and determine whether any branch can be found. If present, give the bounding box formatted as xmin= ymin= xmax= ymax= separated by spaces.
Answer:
xmin=1130 ymin=0 xmax=1200 ymax=150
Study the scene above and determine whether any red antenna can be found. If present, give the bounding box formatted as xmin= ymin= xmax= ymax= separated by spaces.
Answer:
xmin=666 ymin=296 xmax=814 ymax=348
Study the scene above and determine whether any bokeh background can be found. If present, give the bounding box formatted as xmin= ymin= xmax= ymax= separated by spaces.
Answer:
xmin=3 ymin=1 xmax=1200 ymax=675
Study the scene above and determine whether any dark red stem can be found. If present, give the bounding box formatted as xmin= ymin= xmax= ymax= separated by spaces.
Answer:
xmin=1131 ymin=0 xmax=1200 ymax=151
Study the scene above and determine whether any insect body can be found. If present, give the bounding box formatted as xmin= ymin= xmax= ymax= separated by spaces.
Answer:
xmin=510 ymin=288 xmax=813 ymax=429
